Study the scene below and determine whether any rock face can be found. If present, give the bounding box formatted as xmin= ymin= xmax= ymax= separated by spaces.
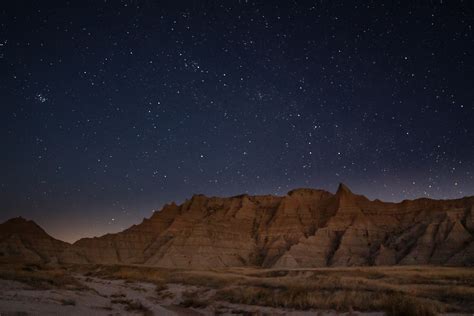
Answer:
xmin=2 ymin=184 xmax=474 ymax=268
xmin=0 ymin=217 xmax=69 ymax=264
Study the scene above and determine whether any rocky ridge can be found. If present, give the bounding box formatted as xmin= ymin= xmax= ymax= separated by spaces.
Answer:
xmin=1 ymin=184 xmax=473 ymax=268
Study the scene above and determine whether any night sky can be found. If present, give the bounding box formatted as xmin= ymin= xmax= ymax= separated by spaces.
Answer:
xmin=1 ymin=1 xmax=473 ymax=242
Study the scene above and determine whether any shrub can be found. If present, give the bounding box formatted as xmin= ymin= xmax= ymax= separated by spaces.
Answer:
xmin=60 ymin=298 xmax=76 ymax=306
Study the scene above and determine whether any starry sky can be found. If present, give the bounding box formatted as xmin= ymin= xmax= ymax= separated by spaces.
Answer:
xmin=1 ymin=1 xmax=473 ymax=242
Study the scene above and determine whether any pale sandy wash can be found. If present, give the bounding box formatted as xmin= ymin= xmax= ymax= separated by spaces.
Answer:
xmin=0 ymin=275 xmax=387 ymax=316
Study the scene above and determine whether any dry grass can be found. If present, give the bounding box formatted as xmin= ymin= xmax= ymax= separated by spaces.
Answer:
xmin=384 ymin=294 xmax=437 ymax=316
xmin=1 ymin=263 xmax=472 ymax=313
xmin=78 ymin=264 xmax=173 ymax=283
xmin=215 ymin=286 xmax=440 ymax=315
xmin=0 ymin=263 xmax=87 ymax=290
xmin=73 ymin=264 xmax=238 ymax=288
xmin=155 ymin=283 xmax=175 ymax=299
xmin=179 ymin=290 xmax=210 ymax=308
xmin=68 ymin=264 xmax=474 ymax=313
xmin=59 ymin=298 xmax=76 ymax=306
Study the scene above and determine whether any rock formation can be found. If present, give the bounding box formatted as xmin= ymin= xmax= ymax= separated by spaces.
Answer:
xmin=0 ymin=217 xmax=69 ymax=264
xmin=2 ymin=184 xmax=473 ymax=268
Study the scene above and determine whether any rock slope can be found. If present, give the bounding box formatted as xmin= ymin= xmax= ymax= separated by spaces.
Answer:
xmin=2 ymin=184 xmax=473 ymax=268
xmin=0 ymin=217 xmax=69 ymax=264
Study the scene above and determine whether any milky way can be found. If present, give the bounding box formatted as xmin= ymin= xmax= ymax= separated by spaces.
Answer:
xmin=1 ymin=1 xmax=473 ymax=242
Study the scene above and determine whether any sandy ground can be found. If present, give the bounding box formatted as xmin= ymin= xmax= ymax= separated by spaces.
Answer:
xmin=0 ymin=274 xmax=387 ymax=315
xmin=0 ymin=277 xmax=174 ymax=315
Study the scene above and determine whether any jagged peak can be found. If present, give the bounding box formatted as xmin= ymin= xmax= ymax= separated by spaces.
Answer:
xmin=161 ymin=201 xmax=179 ymax=210
xmin=231 ymin=193 xmax=249 ymax=199
xmin=332 ymin=183 xmax=364 ymax=217
xmin=182 ymin=194 xmax=207 ymax=205
xmin=0 ymin=217 xmax=60 ymax=242
xmin=1 ymin=217 xmax=42 ymax=230
xmin=4 ymin=216 xmax=29 ymax=224
xmin=191 ymin=193 xmax=207 ymax=199
xmin=336 ymin=183 xmax=353 ymax=196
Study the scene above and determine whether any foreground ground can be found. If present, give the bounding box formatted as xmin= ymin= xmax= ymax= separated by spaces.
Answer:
xmin=0 ymin=264 xmax=472 ymax=315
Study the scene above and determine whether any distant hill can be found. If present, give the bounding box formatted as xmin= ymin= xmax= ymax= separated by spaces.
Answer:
xmin=0 ymin=217 xmax=69 ymax=264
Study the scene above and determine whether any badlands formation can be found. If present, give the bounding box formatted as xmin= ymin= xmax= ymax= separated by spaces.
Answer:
xmin=1 ymin=184 xmax=473 ymax=268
